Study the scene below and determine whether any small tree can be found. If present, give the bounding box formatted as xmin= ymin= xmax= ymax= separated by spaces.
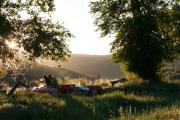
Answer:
xmin=0 ymin=49 xmax=33 ymax=95
xmin=90 ymin=0 xmax=180 ymax=82
xmin=0 ymin=0 xmax=73 ymax=95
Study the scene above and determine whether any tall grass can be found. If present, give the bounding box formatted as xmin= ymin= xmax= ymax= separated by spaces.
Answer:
xmin=0 ymin=78 xmax=180 ymax=120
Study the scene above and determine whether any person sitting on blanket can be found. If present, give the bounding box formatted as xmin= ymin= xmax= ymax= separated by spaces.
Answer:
xmin=48 ymin=75 xmax=59 ymax=88
xmin=43 ymin=74 xmax=51 ymax=87
xmin=32 ymin=75 xmax=59 ymax=94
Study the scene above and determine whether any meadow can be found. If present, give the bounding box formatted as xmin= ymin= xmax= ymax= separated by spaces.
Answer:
xmin=0 ymin=79 xmax=180 ymax=120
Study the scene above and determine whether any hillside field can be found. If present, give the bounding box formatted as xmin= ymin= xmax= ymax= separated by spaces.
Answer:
xmin=42 ymin=54 xmax=122 ymax=79
xmin=0 ymin=80 xmax=180 ymax=120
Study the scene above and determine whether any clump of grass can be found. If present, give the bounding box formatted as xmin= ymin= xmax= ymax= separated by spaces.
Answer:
xmin=59 ymin=78 xmax=93 ymax=86
xmin=94 ymin=79 xmax=111 ymax=87
xmin=59 ymin=78 xmax=112 ymax=87
xmin=111 ymin=105 xmax=180 ymax=120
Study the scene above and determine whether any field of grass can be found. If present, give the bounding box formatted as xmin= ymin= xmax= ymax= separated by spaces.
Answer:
xmin=0 ymin=80 xmax=180 ymax=120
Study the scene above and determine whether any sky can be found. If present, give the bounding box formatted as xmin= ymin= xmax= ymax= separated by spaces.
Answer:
xmin=52 ymin=0 xmax=113 ymax=55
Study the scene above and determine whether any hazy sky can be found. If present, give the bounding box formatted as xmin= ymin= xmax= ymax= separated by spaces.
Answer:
xmin=52 ymin=0 xmax=113 ymax=55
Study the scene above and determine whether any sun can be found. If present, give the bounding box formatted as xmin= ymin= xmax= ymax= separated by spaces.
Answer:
xmin=6 ymin=40 xmax=18 ymax=49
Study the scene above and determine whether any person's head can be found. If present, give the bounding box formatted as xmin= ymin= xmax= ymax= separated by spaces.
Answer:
xmin=48 ymin=75 xmax=52 ymax=78
xmin=43 ymin=74 xmax=48 ymax=79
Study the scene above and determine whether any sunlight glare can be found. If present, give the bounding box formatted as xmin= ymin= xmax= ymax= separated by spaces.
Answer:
xmin=6 ymin=40 xmax=18 ymax=49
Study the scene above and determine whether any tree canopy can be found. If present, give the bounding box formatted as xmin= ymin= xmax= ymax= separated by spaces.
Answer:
xmin=90 ymin=0 xmax=180 ymax=81
xmin=0 ymin=0 xmax=72 ymax=61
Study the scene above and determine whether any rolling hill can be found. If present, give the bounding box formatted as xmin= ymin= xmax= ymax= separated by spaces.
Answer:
xmin=4 ymin=55 xmax=179 ymax=82
xmin=59 ymin=54 xmax=122 ymax=79
xmin=24 ymin=64 xmax=89 ymax=81
xmin=38 ymin=54 xmax=122 ymax=79
xmin=2 ymin=54 xmax=122 ymax=83
xmin=41 ymin=54 xmax=180 ymax=80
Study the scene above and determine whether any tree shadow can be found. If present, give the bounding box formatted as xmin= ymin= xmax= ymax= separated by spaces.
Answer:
xmin=0 ymin=81 xmax=179 ymax=120
xmin=55 ymin=94 xmax=102 ymax=120
xmin=104 ymin=81 xmax=180 ymax=94
xmin=0 ymin=92 xmax=101 ymax=120
xmin=101 ymin=81 xmax=180 ymax=113
xmin=59 ymin=84 xmax=180 ymax=120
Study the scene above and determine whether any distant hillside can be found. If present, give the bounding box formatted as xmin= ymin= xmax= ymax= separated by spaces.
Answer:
xmin=25 ymin=64 xmax=88 ymax=81
xmin=49 ymin=55 xmax=180 ymax=79
xmin=4 ymin=56 xmax=180 ymax=82
xmin=59 ymin=54 xmax=122 ymax=79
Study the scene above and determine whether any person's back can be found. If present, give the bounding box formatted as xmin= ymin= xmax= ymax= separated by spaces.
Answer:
xmin=48 ymin=75 xmax=59 ymax=88
xmin=43 ymin=75 xmax=51 ymax=87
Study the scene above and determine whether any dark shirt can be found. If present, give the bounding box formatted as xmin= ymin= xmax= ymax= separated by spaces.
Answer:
xmin=44 ymin=77 xmax=51 ymax=87
xmin=49 ymin=77 xmax=59 ymax=88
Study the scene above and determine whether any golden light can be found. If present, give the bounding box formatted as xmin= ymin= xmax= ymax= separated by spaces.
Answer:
xmin=6 ymin=40 xmax=18 ymax=49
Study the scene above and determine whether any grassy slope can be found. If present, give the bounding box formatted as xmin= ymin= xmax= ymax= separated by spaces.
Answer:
xmin=24 ymin=54 xmax=123 ymax=81
xmin=0 ymin=81 xmax=180 ymax=120
xmin=24 ymin=64 xmax=89 ymax=81
xmin=60 ymin=54 xmax=122 ymax=79
xmin=37 ymin=55 xmax=180 ymax=80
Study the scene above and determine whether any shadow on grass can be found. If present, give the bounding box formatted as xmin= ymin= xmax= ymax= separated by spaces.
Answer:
xmin=104 ymin=81 xmax=180 ymax=94
xmin=56 ymin=94 xmax=102 ymax=120
xmin=101 ymin=81 xmax=180 ymax=113
xmin=0 ymin=92 xmax=101 ymax=120
xmin=0 ymin=81 xmax=179 ymax=120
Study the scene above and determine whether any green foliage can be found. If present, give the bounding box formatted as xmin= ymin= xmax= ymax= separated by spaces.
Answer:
xmin=120 ymin=63 xmax=144 ymax=84
xmin=0 ymin=0 xmax=72 ymax=61
xmin=0 ymin=14 xmax=14 ymax=59
xmin=90 ymin=0 xmax=180 ymax=82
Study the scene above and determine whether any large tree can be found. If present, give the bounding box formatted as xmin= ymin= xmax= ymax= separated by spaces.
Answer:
xmin=0 ymin=0 xmax=72 ymax=61
xmin=90 ymin=0 xmax=180 ymax=82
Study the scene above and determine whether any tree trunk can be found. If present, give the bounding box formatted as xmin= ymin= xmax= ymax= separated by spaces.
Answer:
xmin=7 ymin=80 xmax=29 ymax=96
